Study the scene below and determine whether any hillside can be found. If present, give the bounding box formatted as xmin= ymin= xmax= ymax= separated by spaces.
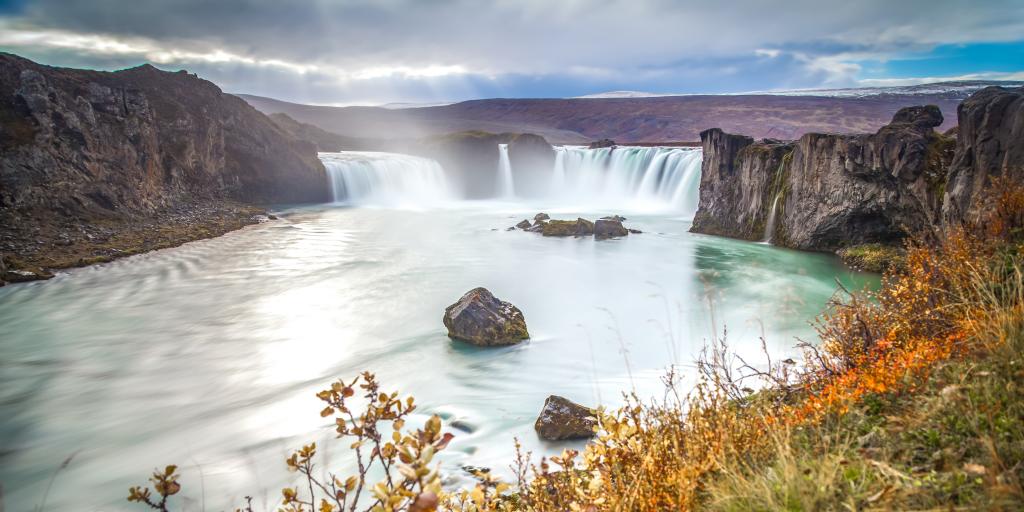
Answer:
xmin=0 ymin=53 xmax=328 ymax=283
xmin=234 ymin=82 xmax=1019 ymax=144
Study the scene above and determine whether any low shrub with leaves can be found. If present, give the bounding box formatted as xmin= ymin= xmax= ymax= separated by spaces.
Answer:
xmin=130 ymin=181 xmax=1024 ymax=511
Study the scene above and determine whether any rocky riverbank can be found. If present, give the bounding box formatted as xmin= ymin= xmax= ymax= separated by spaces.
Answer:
xmin=0 ymin=201 xmax=273 ymax=284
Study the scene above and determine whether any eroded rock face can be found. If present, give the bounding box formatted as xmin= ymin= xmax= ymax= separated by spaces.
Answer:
xmin=534 ymin=395 xmax=596 ymax=440
xmin=443 ymin=287 xmax=529 ymax=346
xmin=594 ymin=218 xmax=628 ymax=239
xmin=942 ymin=87 xmax=1024 ymax=226
xmin=691 ymin=105 xmax=954 ymax=251
xmin=0 ymin=54 xmax=328 ymax=222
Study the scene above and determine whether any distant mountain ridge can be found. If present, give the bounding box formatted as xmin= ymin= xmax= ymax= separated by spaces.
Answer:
xmin=237 ymin=81 xmax=1020 ymax=144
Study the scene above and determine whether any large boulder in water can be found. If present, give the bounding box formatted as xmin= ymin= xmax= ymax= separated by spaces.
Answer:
xmin=443 ymin=287 xmax=529 ymax=346
xmin=535 ymin=395 xmax=597 ymax=440
xmin=542 ymin=218 xmax=594 ymax=237
xmin=594 ymin=219 xmax=628 ymax=239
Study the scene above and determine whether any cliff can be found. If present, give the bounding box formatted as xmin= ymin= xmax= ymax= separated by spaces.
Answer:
xmin=942 ymin=87 xmax=1024 ymax=225
xmin=0 ymin=53 xmax=328 ymax=281
xmin=690 ymin=87 xmax=1024 ymax=252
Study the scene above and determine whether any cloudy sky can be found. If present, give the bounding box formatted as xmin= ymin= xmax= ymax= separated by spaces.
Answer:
xmin=1 ymin=0 xmax=1022 ymax=105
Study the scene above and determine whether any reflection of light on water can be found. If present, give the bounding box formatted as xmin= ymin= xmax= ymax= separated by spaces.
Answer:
xmin=257 ymin=283 xmax=353 ymax=386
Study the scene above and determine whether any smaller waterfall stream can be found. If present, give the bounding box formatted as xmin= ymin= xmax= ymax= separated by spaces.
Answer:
xmin=762 ymin=193 xmax=781 ymax=243
xmin=497 ymin=144 xmax=515 ymax=197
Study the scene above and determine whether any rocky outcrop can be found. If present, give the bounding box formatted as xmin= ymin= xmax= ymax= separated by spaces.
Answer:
xmin=534 ymin=395 xmax=597 ymax=441
xmin=0 ymin=53 xmax=330 ymax=279
xmin=542 ymin=218 xmax=595 ymax=237
xmin=443 ymin=287 xmax=529 ymax=346
xmin=594 ymin=218 xmax=628 ymax=239
xmin=942 ymin=87 xmax=1024 ymax=226
xmin=692 ymin=103 xmax=961 ymax=251
xmin=0 ymin=53 xmax=327 ymax=216
xmin=588 ymin=139 xmax=616 ymax=149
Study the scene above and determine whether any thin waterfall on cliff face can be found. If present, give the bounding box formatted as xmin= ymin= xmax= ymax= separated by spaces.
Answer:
xmin=762 ymin=193 xmax=781 ymax=243
xmin=497 ymin=144 xmax=516 ymax=197
xmin=549 ymin=146 xmax=703 ymax=215
xmin=319 ymin=151 xmax=451 ymax=207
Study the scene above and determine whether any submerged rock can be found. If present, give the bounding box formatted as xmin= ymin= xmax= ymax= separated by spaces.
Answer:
xmin=535 ymin=395 xmax=597 ymax=440
xmin=542 ymin=218 xmax=595 ymax=237
xmin=443 ymin=287 xmax=529 ymax=346
xmin=594 ymin=219 xmax=628 ymax=239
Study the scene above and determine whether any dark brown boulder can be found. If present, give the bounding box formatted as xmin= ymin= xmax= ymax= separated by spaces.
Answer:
xmin=594 ymin=218 xmax=628 ymax=239
xmin=443 ymin=287 xmax=529 ymax=346
xmin=542 ymin=218 xmax=594 ymax=237
xmin=534 ymin=395 xmax=596 ymax=440
xmin=515 ymin=219 xmax=532 ymax=230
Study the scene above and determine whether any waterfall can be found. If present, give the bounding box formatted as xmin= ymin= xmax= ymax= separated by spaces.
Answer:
xmin=497 ymin=144 xmax=515 ymax=197
xmin=319 ymin=151 xmax=452 ymax=207
xmin=549 ymin=146 xmax=703 ymax=215
xmin=762 ymin=193 xmax=781 ymax=243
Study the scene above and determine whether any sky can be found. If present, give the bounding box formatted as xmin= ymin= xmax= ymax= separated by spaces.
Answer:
xmin=1 ymin=0 xmax=1023 ymax=106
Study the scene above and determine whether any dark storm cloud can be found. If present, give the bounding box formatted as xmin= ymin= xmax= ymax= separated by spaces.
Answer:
xmin=2 ymin=0 xmax=1023 ymax=103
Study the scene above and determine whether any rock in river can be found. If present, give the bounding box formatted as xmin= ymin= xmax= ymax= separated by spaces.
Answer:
xmin=443 ymin=287 xmax=529 ymax=346
xmin=515 ymin=219 xmax=532 ymax=230
xmin=535 ymin=395 xmax=597 ymax=440
xmin=594 ymin=218 xmax=628 ymax=239
xmin=542 ymin=218 xmax=594 ymax=237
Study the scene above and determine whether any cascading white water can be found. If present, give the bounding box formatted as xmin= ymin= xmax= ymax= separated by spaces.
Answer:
xmin=549 ymin=146 xmax=703 ymax=215
xmin=497 ymin=144 xmax=515 ymax=197
xmin=762 ymin=194 xmax=781 ymax=243
xmin=319 ymin=151 xmax=452 ymax=208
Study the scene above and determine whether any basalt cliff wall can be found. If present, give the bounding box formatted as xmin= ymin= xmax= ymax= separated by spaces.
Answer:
xmin=691 ymin=87 xmax=1023 ymax=252
xmin=0 ymin=53 xmax=328 ymax=282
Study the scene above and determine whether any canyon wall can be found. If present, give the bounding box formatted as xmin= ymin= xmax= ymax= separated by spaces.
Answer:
xmin=0 ymin=53 xmax=328 ymax=220
xmin=691 ymin=87 xmax=1023 ymax=252
xmin=0 ymin=53 xmax=329 ymax=282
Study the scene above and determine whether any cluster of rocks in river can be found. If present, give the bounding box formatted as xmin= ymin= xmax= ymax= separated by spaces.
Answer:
xmin=691 ymin=86 xmax=1024 ymax=258
xmin=442 ymin=287 xmax=597 ymax=440
xmin=511 ymin=213 xmax=640 ymax=239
